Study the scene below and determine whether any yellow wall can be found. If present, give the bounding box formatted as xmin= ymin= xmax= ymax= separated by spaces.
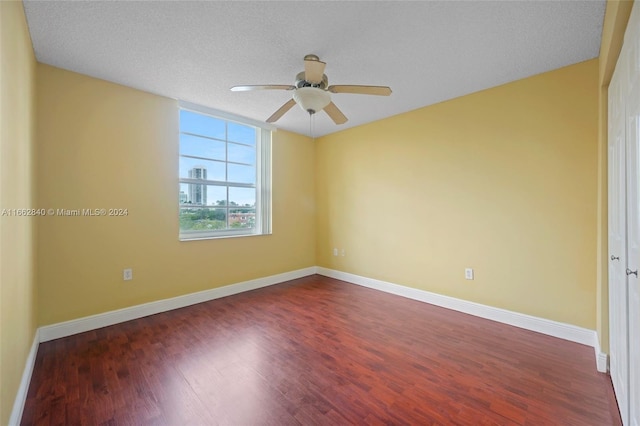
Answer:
xmin=0 ymin=2 xmax=38 ymax=424
xmin=596 ymin=0 xmax=633 ymax=354
xmin=316 ymin=59 xmax=598 ymax=329
xmin=36 ymin=64 xmax=316 ymax=325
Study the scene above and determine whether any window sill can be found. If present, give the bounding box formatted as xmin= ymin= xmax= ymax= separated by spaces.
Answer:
xmin=179 ymin=230 xmax=270 ymax=242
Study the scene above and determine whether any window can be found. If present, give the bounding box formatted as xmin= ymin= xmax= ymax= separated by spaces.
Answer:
xmin=179 ymin=102 xmax=272 ymax=240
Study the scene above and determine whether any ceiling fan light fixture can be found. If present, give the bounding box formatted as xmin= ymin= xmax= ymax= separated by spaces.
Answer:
xmin=293 ymin=87 xmax=331 ymax=115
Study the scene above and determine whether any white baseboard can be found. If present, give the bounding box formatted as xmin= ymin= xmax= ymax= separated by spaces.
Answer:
xmin=9 ymin=329 xmax=39 ymax=426
xmin=39 ymin=267 xmax=317 ymax=342
xmin=317 ymin=267 xmax=602 ymax=358
xmin=594 ymin=337 xmax=609 ymax=373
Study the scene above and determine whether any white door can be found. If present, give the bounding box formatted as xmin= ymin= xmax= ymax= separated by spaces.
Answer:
xmin=609 ymin=61 xmax=630 ymax=425
xmin=626 ymin=63 xmax=640 ymax=426
xmin=610 ymin=4 xmax=640 ymax=424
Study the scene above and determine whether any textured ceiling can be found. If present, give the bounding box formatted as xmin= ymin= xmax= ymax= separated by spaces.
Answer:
xmin=23 ymin=1 xmax=606 ymax=137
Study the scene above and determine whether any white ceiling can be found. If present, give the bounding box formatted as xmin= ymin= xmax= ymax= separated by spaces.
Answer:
xmin=23 ymin=1 xmax=606 ymax=137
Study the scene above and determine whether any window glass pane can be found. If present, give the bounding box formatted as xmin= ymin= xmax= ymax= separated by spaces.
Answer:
xmin=187 ymin=183 xmax=207 ymax=206
xmin=230 ymin=209 xmax=255 ymax=229
xmin=207 ymin=186 xmax=227 ymax=207
xmin=180 ymin=110 xmax=226 ymax=139
xmin=228 ymin=122 xmax=256 ymax=145
xmin=180 ymin=134 xmax=225 ymax=161
xmin=179 ymin=157 xmax=225 ymax=181
xmin=228 ymin=163 xmax=255 ymax=184
xmin=179 ymin=207 xmax=227 ymax=232
xmin=228 ymin=143 xmax=255 ymax=165
xmin=229 ymin=187 xmax=255 ymax=207
xmin=178 ymin=183 xmax=190 ymax=204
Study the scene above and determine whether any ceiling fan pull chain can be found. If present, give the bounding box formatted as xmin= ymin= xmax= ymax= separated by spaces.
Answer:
xmin=309 ymin=112 xmax=314 ymax=139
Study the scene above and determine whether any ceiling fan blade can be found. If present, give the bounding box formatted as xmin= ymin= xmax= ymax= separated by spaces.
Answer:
xmin=327 ymin=85 xmax=392 ymax=96
xmin=230 ymin=85 xmax=295 ymax=92
xmin=324 ymin=102 xmax=348 ymax=125
xmin=304 ymin=58 xmax=326 ymax=84
xmin=266 ymin=99 xmax=297 ymax=123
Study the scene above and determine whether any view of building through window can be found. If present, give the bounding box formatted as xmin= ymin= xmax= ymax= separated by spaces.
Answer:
xmin=187 ymin=166 xmax=208 ymax=205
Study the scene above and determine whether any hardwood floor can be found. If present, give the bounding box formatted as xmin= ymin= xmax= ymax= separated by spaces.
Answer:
xmin=22 ymin=275 xmax=621 ymax=425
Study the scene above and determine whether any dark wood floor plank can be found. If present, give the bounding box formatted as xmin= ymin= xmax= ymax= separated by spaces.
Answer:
xmin=22 ymin=275 xmax=621 ymax=425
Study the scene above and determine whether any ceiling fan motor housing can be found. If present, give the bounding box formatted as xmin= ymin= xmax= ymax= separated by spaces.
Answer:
xmin=295 ymin=72 xmax=328 ymax=90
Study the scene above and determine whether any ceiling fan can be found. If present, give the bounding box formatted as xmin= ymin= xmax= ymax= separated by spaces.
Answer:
xmin=230 ymin=54 xmax=392 ymax=125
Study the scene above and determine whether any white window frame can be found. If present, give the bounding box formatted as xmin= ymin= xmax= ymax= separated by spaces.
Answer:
xmin=178 ymin=101 xmax=273 ymax=241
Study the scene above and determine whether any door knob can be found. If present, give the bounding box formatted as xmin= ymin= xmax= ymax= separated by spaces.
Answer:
xmin=626 ymin=268 xmax=638 ymax=277
xmin=611 ymin=255 xmax=620 ymax=261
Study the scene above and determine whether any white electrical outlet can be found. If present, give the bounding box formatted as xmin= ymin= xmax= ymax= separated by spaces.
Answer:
xmin=123 ymin=268 xmax=133 ymax=281
xmin=465 ymin=268 xmax=474 ymax=280
xmin=340 ymin=249 xmax=345 ymax=257
xmin=333 ymin=248 xmax=338 ymax=256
